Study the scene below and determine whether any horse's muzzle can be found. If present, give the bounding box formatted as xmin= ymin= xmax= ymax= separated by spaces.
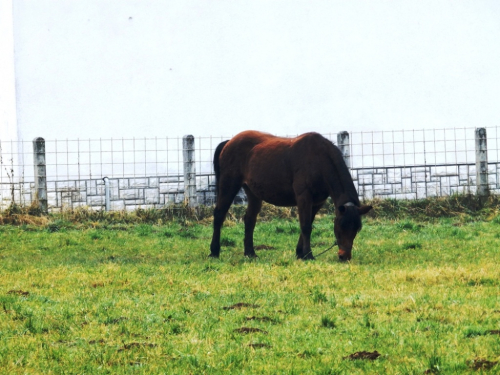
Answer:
xmin=338 ymin=248 xmax=351 ymax=262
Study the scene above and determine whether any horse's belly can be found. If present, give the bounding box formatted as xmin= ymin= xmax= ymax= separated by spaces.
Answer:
xmin=244 ymin=181 xmax=296 ymax=207
xmin=263 ymin=193 xmax=296 ymax=207
xmin=244 ymin=147 xmax=296 ymax=206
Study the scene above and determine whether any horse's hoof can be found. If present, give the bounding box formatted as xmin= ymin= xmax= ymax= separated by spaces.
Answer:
xmin=244 ymin=253 xmax=258 ymax=259
xmin=297 ymin=252 xmax=315 ymax=260
xmin=208 ymin=253 xmax=220 ymax=259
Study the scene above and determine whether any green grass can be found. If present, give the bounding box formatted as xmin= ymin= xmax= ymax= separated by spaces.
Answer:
xmin=1 ymin=209 xmax=500 ymax=373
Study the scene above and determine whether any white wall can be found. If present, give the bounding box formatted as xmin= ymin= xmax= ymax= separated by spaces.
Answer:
xmin=0 ymin=0 xmax=17 ymax=142
xmin=0 ymin=0 xmax=21 ymax=185
xmin=5 ymin=1 xmax=500 ymax=143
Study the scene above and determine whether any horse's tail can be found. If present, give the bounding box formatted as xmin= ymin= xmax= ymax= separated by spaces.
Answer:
xmin=213 ymin=140 xmax=229 ymax=199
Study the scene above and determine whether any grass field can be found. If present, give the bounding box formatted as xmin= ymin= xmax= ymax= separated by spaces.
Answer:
xmin=1 ymin=200 xmax=500 ymax=374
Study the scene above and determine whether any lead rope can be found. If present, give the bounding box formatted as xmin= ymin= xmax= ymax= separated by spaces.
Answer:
xmin=303 ymin=240 xmax=338 ymax=259
xmin=315 ymin=240 xmax=338 ymax=258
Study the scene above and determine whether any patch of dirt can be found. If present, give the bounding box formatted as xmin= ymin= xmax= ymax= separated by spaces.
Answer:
xmin=223 ymin=303 xmax=260 ymax=310
xmin=245 ymin=316 xmax=275 ymax=323
xmin=247 ymin=343 xmax=272 ymax=348
xmin=343 ymin=351 xmax=381 ymax=360
xmin=55 ymin=340 xmax=76 ymax=346
xmin=255 ymin=245 xmax=276 ymax=250
xmin=233 ymin=327 xmax=268 ymax=334
xmin=470 ymin=358 xmax=498 ymax=370
xmin=118 ymin=342 xmax=157 ymax=352
xmin=88 ymin=339 xmax=105 ymax=345
xmin=487 ymin=330 xmax=500 ymax=335
xmin=7 ymin=290 xmax=29 ymax=296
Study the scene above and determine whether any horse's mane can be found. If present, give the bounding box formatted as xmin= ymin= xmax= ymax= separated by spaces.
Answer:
xmin=325 ymin=139 xmax=360 ymax=207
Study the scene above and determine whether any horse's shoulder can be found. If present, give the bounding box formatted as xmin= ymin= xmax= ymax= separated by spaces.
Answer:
xmin=294 ymin=132 xmax=334 ymax=148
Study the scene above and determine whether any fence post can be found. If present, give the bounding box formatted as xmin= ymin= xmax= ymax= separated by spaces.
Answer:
xmin=183 ymin=135 xmax=197 ymax=207
xmin=337 ymin=131 xmax=351 ymax=170
xmin=475 ymin=128 xmax=489 ymax=197
xmin=33 ymin=137 xmax=48 ymax=213
xmin=103 ymin=177 xmax=110 ymax=211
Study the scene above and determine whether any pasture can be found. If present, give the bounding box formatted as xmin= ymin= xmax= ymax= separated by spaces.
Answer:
xmin=1 ymin=200 xmax=500 ymax=374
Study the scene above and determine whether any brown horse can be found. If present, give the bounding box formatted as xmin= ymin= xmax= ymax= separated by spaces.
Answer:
xmin=209 ymin=131 xmax=372 ymax=261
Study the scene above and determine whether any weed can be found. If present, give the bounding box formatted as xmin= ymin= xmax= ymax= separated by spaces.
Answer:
xmin=464 ymin=327 xmax=487 ymax=338
xmin=220 ymin=236 xmax=236 ymax=247
xmin=362 ymin=314 xmax=375 ymax=329
xmin=310 ymin=286 xmax=328 ymax=304
xmin=89 ymin=231 xmax=104 ymax=240
xmin=426 ymin=348 xmax=442 ymax=373
xmin=403 ymin=242 xmax=422 ymax=250
xmin=321 ymin=316 xmax=336 ymax=329
xmin=135 ymin=224 xmax=153 ymax=236
xmin=397 ymin=220 xmax=419 ymax=231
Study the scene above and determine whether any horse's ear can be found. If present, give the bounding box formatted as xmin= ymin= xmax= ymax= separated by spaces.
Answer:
xmin=358 ymin=205 xmax=373 ymax=215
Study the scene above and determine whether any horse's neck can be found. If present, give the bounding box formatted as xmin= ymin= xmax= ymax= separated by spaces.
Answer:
xmin=327 ymin=153 xmax=359 ymax=207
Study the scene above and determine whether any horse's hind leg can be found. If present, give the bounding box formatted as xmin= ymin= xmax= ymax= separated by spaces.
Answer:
xmin=242 ymin=187 xmax=262 ymax=258
xmin=295 ymin=204 xmax=322 ymax=259
xmin=209 ymin=178 xmax=242 ymax=258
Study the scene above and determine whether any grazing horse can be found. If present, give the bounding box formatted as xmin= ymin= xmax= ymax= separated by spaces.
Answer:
xmin=209 ymin=131 xmax=372 ymax=261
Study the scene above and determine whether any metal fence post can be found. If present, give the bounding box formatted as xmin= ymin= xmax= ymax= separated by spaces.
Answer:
xmin=337 ymin=131 xmax=351 ymax=170
xmin=475 ymin=128 xmax=489 ymax=197
xmin=183 ymin=135 xmax=197 ymax=207
xmin=33 ymin=137 xmax=48 ymax=212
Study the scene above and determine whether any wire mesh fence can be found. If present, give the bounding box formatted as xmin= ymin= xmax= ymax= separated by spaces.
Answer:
xmin=344 ymin=127 xmax=499 ymax=199
xmin=0 ymin=126 xmax=498 ymax=211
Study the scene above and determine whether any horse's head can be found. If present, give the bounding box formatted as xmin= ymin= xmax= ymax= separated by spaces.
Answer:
xmin=334 ymin=203 xmax=372 ymax=261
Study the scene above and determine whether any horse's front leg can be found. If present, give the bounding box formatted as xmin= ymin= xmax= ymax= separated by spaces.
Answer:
xmin=296 ymin=193 xmax=314 ymax=260
xmin=243 ymin=188 xmax=262 ymax=258
xmin=295 ymin=234 xmax=304 ymax=259
xmin=295 ymin=204 xmax=322 ymax=258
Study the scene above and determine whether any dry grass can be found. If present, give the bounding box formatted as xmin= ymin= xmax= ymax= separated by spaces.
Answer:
xmin=0 ymin=202 xmax=48 ymax=226
xmin=366 ymin=194 xmax=500 ymax=221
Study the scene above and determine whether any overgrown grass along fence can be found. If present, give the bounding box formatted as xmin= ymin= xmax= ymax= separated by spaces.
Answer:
xmin=1 ymin=126 xmax=499 ymax=212
xmin=2 ymin=194 xmax=500 ymax=229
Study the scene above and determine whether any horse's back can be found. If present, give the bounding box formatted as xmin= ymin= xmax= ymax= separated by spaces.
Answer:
xmin=227 ymin=130 xmax=276 ymax=147
xmin=220 ymin=131 xmax=337 ymax=168
xmin=225 ymin=131 xmax=332 ymax=153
